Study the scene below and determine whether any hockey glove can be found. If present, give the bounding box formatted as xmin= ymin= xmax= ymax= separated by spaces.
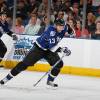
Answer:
xmin=56 ymin=47 xmax=71 ymax=56
xmin=12 ymin=34 xmax=18 ymax=41
xmin=62 ymin=47 xmax=71 ymax=56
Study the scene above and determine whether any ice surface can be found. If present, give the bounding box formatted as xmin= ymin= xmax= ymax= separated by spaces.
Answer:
xmin=0 ymin=69 xmax=100 ymax=100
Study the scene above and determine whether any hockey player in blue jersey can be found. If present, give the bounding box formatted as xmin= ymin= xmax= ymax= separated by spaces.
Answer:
xmin=0 ymin=19 xmax=72 ymax=87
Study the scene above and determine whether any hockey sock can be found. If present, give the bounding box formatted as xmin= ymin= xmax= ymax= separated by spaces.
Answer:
xmin=6 ymin=73 xmax=14 ymax=80
xmin=47 ymin=74 xmax=56 ymax=82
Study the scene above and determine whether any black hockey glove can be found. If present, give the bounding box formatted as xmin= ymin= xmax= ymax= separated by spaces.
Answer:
xmin=12 ymin=34 xmax=18 ymax=41
xmin=7 ymin=31 xmax=18 ymax=41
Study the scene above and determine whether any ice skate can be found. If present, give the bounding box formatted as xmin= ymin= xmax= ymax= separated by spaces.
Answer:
xmin=0 ymin=73 xmax=13 ymax=85
xmin=46 ymin=81 xmax=58 ymax=89
xmin=0 ymin=80 xmax=5 ymax=85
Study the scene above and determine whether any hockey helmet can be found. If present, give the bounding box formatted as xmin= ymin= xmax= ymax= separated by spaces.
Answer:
xmin=55 ymin=19 xmax=65 ymax=26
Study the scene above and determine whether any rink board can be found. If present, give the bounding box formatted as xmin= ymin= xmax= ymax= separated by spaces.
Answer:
xmin=1 ymin=60 xmax=100 ymax=77
xmin=1 ymin=35 xmax=100 ymax=77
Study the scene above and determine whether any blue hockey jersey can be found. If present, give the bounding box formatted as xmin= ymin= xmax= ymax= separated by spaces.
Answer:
xmin=36 ymin=25 xmax=69 ymax=50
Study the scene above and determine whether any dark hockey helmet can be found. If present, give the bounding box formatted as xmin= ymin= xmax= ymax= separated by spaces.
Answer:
xmin=55 ymin=19 xmax=65 ymax=26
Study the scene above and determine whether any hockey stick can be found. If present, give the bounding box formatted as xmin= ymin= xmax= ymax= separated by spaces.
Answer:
xmin=33 ymin=50 xmax=71 ymax=87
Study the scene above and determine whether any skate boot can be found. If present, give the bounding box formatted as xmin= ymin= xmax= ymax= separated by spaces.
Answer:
xmin=46 ymin=74 xmax=58 ymax=89
xmin=0 ymin=80 xmax=5 ymax=85
xmin=47 ymin=81 xmax=58 ymax=87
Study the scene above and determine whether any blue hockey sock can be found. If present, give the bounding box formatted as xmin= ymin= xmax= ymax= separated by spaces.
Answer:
xmin=47 ymin=74 xmax=56 ymax=82
xmin=6 ymin=73 xmax=13 ymax=80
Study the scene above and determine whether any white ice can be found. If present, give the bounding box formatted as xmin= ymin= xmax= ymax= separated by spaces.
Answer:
xmin=0 ymin=69 xmax=100 ymax=100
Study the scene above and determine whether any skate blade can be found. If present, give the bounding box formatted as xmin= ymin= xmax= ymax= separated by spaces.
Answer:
xmin=46 ymin=85 xmax=58 ymax=90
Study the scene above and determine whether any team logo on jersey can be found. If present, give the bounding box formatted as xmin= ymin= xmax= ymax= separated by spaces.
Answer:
xmin=50 ymin=31 xmax=56 ymax=36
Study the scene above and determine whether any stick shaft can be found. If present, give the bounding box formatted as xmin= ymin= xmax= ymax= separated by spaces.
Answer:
xmin=33 ymin=53 xmax=66 ymax=87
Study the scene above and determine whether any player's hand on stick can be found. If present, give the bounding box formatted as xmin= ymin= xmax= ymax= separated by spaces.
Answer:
xmin=56 ymin=47 xmax=71 ymax=56
xmin=12 ymin=34 xmax=18 ymax=41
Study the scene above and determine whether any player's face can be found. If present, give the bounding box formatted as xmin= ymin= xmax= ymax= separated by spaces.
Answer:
xmin=1 ymin=14 xmax=7 ymax=21
xmin=56 ymin=25 xmax=64 ymax=32
xmin=96 ymin=22 xmax=100 ymax=30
